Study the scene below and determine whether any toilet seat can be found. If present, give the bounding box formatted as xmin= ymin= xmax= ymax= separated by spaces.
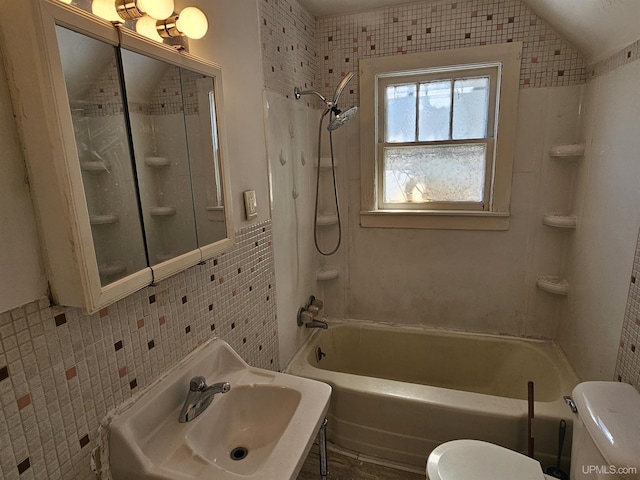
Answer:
xmin=426 ymin=439 xmax=547 ymax=480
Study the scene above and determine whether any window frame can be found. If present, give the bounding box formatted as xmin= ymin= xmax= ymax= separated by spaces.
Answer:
xmin=360 ymin=42 xmax=522 ymax=230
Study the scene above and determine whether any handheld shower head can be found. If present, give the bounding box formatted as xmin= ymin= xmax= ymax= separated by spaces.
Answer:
xmin=328 ymin=106 xmax=358 ymax=131
xmin=294 ymin=72 xmax=355 ymax=108
xmin=332 ymin=72 xmax=354 ymax=105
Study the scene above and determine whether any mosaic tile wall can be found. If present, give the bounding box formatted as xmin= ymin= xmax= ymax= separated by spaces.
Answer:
xmin=260 ymin=0 xmax=317 ymax=99
xmin=83 ymin=60 xmax=203 ymax=117
xmin=615 ymin=224 xmax=640 ymax=392
xmin=0 ymin=221 xmax=279 ymax=480
xmin=74 ymin=58 xmax=124 ymax=117
xmin=316 ymin=0 xmax=587 ymax=108
xmin=588 ymin=37 xmax=640 ymax=80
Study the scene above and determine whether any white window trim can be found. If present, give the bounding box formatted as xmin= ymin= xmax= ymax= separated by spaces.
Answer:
xmin=360 ymin=42 xmax=522 ymax=230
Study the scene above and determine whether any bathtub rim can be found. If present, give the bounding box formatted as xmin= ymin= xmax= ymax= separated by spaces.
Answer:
xmin=284 ymin=317 xmax=581 ymax=419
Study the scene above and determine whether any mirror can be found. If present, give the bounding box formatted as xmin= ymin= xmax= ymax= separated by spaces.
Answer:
xmin=55 ymin=26 xmax=148 ymax=286
xmin=179 ymin=69 xmax=228 ymax=246
xmin=120 ymin=49 xmax=229 ymax=265
xmin=55 ymin=24 xmax=232 ymax=285
xmin=120 ymin=49 xmax=199 ymax=266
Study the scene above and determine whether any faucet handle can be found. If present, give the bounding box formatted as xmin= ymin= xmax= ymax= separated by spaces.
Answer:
xmin=189 ymin=376 xmax=207 ymax=391
xmin=312 ymin=298 xmax=324 ymax=309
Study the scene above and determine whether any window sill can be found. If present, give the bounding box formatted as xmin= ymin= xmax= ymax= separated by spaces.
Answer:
xmin=360 ymin=210 xmax=510 ymax=230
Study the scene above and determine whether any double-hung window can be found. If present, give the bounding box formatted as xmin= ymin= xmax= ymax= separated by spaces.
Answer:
xmin=360 ymin=43 xmax=522 ymax=230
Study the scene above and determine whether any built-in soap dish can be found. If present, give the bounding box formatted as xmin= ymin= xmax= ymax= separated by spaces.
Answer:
xmin=316 ymin=265 xmax=339 ymax=281
xmin=144 ymin=157 xmax=171 ymax=168
xmin=316 ymin=213 xmax=338 ymax=226
xmin=536 ymin=276 xmax=569 ymax=296
xmin=150 ymin=206 xmax=176 ymax=216
xmin=90 ymin=213 xmax=119 ymax=225
xmin=549 ymin=144 xmax=585 ymax=159
xmin=543 ymin=213 xmax=577 ymax=229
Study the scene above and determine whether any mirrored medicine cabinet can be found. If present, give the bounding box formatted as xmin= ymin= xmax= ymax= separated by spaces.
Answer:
xmin=0 ymin=0 xmax=233 ymax=313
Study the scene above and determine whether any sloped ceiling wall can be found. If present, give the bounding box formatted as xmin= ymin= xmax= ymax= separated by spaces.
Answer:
xmin=524 ymin=0 xmax=640 ymax=63
xmin=299 ymin=0 xmax=640 ymax=64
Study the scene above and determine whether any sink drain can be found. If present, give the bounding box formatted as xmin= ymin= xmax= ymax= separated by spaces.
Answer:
xmin=230 ymin=447 xmax=248 ymax=461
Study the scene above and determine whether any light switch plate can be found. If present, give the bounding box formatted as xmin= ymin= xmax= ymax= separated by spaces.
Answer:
xmin=243 ymin=190 xmax=257 ymax=220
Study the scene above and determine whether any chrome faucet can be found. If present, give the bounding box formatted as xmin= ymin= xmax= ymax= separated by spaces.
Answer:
xmin=178 ymin=376 xmax=230 ymax=423
xmin=297 ymin=295 xmax=328 ymax=329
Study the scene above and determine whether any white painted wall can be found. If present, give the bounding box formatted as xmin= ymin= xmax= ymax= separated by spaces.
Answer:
xmin=0 ymin=49 xmax=47 ymax=312
xmin=559 ymin=60 xmax=640 ymax=380
xmin=326 ymin=86 xmax=582 ymax=339
xmin=186 ymin=0 xmax=270 ymax=229
xmin=523 ymin=0 xmax=640 ymax=64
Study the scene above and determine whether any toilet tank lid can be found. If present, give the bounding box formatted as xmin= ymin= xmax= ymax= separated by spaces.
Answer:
xmin=572 ymin=381 xmax=640 ymax=469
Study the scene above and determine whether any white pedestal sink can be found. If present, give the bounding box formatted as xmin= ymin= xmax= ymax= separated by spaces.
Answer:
xmin=105 ymin=338 xmax=331 ymax=480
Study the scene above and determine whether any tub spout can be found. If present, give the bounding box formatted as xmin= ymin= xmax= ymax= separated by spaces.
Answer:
xmin=306 ymin=319 xmax=328 ymax=329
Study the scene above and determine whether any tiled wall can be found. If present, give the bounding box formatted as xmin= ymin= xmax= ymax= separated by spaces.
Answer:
xmin=76 ymin=59 xmax=123 ymax=117
xmin=588 ymin=37 xmax=640 ymax=80
xmin=615 ymin=224 xmax=640 ymax=391
xmin=260 ymin=0 xmax=317 ymax=98
xmin=316 ymin=0 xmax=587 ymax=108
xmin=0 ymin=221 xmax=279 ymax=480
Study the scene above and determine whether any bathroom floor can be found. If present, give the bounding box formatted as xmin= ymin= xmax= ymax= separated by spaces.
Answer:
xmin=297 ymin=443 xmax=425 ymax=480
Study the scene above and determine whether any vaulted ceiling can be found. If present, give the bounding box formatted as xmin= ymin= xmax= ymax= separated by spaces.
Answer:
xmin=298 ymin=0 xmax=640 ymax=64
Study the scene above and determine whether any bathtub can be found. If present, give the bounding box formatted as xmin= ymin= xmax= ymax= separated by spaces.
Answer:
xmin=285 ymin=320 xmax=580 ymax=470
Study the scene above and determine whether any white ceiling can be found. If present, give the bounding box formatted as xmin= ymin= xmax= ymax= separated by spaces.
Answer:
xmin=298 ymin=0 xmax=640 ymax=64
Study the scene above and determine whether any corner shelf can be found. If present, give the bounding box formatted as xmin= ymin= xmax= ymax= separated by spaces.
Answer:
xmin=316 ymin=213 xmax=338 ymax=226
xmin=536 ymin=276 xmax=569 ymax=296
xmin=316 ymin=265 xmax=339 ymax=281
xmin=549 ymin=144 xmax=585 ymax=159
xmin=90 ymin=213 xmax=119 ymax=225
xmin=150 ymin=206 xmax=176 ymax=216
xmin=543 ymin=213 xmax=577 ymax=229
xmin=144 ymin=156 xmax=171 ymax=168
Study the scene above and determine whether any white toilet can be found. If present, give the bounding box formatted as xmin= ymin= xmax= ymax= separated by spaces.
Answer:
xmin=427 ymin=381 xmax=640 ymax=480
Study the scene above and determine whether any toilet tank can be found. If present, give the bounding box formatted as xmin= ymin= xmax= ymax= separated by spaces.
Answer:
xmin=570 ymin=382 xmax=640 ymax=480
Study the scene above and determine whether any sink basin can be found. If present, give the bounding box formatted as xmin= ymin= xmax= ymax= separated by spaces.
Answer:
xmin=106 ymin=338 xmax=331 ymax=480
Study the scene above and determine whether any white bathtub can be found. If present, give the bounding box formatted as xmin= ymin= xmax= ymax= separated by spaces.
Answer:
xmin=286 ymin=320 xmax=580 ymax=470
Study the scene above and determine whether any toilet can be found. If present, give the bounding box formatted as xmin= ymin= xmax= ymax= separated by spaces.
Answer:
xmin=427 ymin=381 xmax=640 ymax=480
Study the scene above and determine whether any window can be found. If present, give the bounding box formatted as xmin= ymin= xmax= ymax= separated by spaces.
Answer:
xmin=360 ymin=43 xmax=522 ymax=230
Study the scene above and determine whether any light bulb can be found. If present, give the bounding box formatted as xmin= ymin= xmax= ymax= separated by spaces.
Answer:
xmin=136 ymin=16 xmax=163 ymax=42
xmin=137 ymin=0 xmax=174 ymax=20
xmin=59 ymin=0 xmax=73 ymax=4
xmin=92 ymin=0 xmax=122 ymax=22
xmin=176 ymin=7 xmax=208 ymax=39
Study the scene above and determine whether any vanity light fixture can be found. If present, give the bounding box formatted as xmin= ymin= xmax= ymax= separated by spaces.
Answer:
xmin=91 ymin=0 xmax=174 ymax=23
xmin=157 ymin=7 xmax=208 ymax=40
xmin=91 ymin=0 xmax=123 ymax=22
xmin=115 ymin=0 xmax=174 ymax=21
xmin=135 ymin=15 xmax=163 ymax=42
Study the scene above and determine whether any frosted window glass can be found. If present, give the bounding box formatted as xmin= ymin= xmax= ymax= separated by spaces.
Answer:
xmin=385 ymin=84 xmax=416 ymax=142
xmin=383 ymin=144 xmax=486 ymax=203
xmin=452 ymin=77 xmax=489 ymax=139
xmin=418 ymin=80 xmax=451 ymax=141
